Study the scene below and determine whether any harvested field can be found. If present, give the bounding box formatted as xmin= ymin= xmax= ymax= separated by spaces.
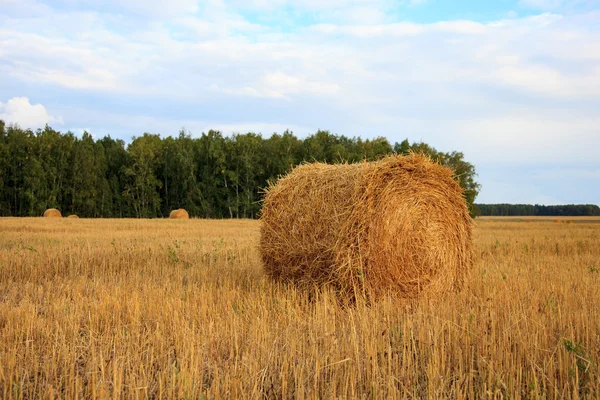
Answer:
xmin=0 ymin=218 xmax=599 ymax=398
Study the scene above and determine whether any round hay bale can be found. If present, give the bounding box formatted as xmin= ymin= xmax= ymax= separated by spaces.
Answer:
xmin=67 ymin=215 xmax=79 ymax=219
xmin=169 ymin=209 xmax=189 ymax=219
xmin=43 ymin=208 xmax=62 ymax=218
xmin=260 ymin=154 xmax=473 ymax=300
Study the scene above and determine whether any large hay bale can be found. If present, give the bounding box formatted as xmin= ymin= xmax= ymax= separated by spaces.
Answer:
xmin=43 ymin=208 xmax=62 ymax=218
xmin=169 ymin=209 xmax=189 ymax=219
xmin=67 ymin=215 xmax=79 ymax=219
xmin=260 ymin=154 xmax=473 ymax=300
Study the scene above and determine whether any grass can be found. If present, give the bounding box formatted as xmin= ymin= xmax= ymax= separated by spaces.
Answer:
xmin=0 ymin=217 xmax=599 ymax=399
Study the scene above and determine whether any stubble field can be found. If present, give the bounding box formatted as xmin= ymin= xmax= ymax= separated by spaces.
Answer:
xmin=0 ymin=217 xmax=599 ymax=399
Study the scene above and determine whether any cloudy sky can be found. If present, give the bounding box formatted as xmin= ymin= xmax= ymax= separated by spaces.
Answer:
xmin=1 ymin=0 xmax=599 ymax=204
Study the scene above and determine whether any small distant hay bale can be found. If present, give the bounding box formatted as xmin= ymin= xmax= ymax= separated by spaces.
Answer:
xmin=67 ymin=215 xmax=79 ymax=219
xmin=169 ymin=209 xmax=189 ymax=219
xmin=260 ymin=154 xmax=473 ymax=300
xmin=43 ymin=208 xmax=62 ymax=218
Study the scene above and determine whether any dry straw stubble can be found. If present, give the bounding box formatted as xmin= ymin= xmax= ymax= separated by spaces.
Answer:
xmin=43 ymin=208 xmax=62 ymax=218
xmin=169 ymin=209 xmax=190 ymax=219
xmin=260 ymin=153 xmax=473 ymax=300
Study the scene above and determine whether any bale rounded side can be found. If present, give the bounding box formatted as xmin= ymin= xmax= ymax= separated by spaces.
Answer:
xmin=43 ymin=208 xmax=62 ymax=218
xmin=260 ymin=154 xmax=472 ymax=300
xmin=169 ymin=209 xmax=189 ymax=219
xmin=67 ymin=215 xmax=79 ymax=219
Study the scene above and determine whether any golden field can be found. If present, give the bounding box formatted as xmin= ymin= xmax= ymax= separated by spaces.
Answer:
xmin=0 ymin=217 xmax=599 ymax=399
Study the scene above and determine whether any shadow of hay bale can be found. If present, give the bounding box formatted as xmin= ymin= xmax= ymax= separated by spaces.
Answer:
xmin=260 ymin=154 xmax=473 ymax=301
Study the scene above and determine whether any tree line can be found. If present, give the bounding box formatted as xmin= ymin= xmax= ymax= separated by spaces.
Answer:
xmin=475 ymin=204 xmax=600 ymax=217
xmin=0 ymin=120 xmax=480 ymax=219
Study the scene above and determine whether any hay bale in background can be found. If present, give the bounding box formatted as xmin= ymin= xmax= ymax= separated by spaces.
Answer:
xmin=169 ymin=209 xmax=190 ymax=219
xmin=260 ymin=154 xmax=473 ymax=300
xmin=43 ymin=208 xmax=62 ymax=218
xmin=67 ymin=215 xmax=79 ymax=219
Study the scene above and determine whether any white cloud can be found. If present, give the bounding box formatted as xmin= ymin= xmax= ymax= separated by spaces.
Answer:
xmin=0 ymin=1 xmax=599 ymax=174
xmin=198 ymin=71 xmax=339 ymax=99
xmin=519 ymin=0 xmax=565 ymax=10
xmin=260 ymin=71 xmax=339 ymax=98
xmin=47 ymin=0 xmax=199 ymax=18
xmin=449 ymin=112 xmax=600 ymax=165
xmin=431 ymin=20 xmax=486 ymax=34
xmin=52 ymin=104 xmax=314 ymax=139
xmin=226 ymin=0 xmax=401 ymax=24
xmin=287 ymin=0 xmax=391 ymax=12
xmin=311 ymin=22 xmax=424 ymax=37
xmin=0 ymin=29 xmax=130 ymax=92
xmin=494 ymin=64 xmax=600 ymax=98
xmin=0 ymin=97 xmax=63 ymax=129
xmin=115 ymin=0 xmax=199 ymax=17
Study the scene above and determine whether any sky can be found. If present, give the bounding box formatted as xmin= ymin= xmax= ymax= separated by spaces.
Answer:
xmin=1 ymin=0 xmax=599 ymax=205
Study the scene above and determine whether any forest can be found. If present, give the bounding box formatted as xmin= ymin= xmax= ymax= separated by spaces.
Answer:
xmin=475 ymin=203 xmax=600 ymax=216
xmin=2 ymin=120 xmax=598 ymax=219
xmin=0 ymin=120 xmax=481 ymax=218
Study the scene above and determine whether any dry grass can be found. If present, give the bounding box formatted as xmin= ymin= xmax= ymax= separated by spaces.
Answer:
xmin=261 ymin=154 xmax=472 ymax=300
xmin=0 ymin=218 xmax=599 ymax=399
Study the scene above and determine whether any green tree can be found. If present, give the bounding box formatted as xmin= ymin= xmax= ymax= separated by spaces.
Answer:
xmin=0 ymin=120 xmax=7 ymax=214
xmin=3 ymin=125 xmax=37 ymax=215
xmin=357 ymin=137 xmax=393 ymax=161
xmin=98 ymin=136 xmax=129 ymax=217
xmin=0 ymin=121 xmax=482 ymax=219
xmin=196 ymin=130 xmax=230 ymax=218
xmin=123 ymin=134 xmax=163 ymax=218
xmin=231 ymin=133 xmax=263 ymax=218
xmin=34 ymin=125 xmax=74 ymax=214
xmin=162 ymin=130 xmax=202 ymax=217
xmin=302 ymin=130 xmax=338 ymax=162
xmin=261 ymin=130 xmax=302 ymax=182
xmin=70 ymin=132 xmax=109 ymax=217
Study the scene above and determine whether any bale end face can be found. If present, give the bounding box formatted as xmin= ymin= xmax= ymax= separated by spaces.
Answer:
xmin=260 ymin=154 xmax=473 ymax=301
xmin=43 ymin=208 xmax=62 ymax=218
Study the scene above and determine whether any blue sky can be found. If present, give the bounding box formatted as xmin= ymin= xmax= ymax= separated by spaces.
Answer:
xmin=1 ymin=0 xmax=599 ymax=205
